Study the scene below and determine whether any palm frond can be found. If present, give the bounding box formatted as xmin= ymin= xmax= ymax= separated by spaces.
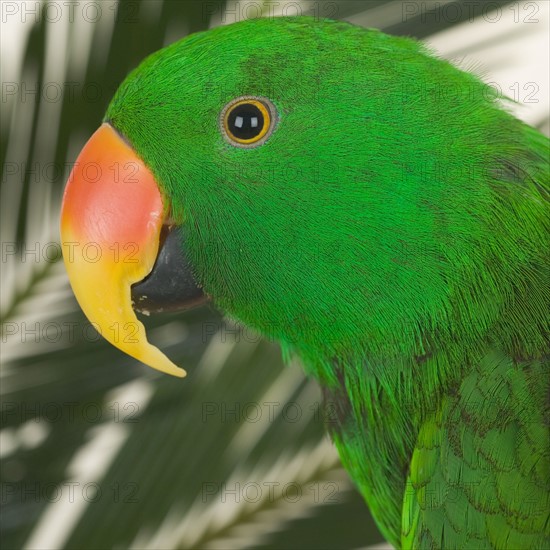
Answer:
xmin=1 ymin=1 xmax=547 ymax=549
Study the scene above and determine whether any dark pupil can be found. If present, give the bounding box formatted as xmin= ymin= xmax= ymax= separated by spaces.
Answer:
xmin=228 ymin=103 xmax=264 ymax=139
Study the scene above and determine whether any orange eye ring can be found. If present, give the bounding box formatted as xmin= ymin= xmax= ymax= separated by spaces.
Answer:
xmin=220 ymin=96 xmax=277 ymax=148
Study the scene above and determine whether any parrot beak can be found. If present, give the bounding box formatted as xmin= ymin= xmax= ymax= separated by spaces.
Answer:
xmin=60 ymin=123 xmax=204 ymax=377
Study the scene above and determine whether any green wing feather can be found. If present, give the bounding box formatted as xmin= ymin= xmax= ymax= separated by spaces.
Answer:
xmin=403 ymin=349 xmax=550 ymax=549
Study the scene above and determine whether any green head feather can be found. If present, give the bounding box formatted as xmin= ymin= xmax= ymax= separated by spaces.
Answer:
xmin=105 ymin=17 xmax=549 ymax=546
xmin=107 ymin=16 xmax=547 ymax=382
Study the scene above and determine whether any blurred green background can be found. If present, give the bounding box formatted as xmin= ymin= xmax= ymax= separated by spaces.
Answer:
xmin=1 ymin=1 xmax=547 ymax=548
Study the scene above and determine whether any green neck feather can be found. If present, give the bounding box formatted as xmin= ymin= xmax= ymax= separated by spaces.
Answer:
xmin=105 ymin=17 xmax=550 ymax=543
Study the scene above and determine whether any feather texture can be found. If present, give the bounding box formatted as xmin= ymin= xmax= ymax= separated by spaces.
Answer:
xmin=105 ymin=17 xmax=549 ymax=548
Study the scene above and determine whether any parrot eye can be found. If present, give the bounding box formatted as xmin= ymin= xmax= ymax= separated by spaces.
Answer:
xmin=220 ymin=96 xmax=277 ymax=148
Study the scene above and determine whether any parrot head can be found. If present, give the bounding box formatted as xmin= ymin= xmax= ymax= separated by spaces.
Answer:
xmin=61 ymin=17 xmax=544 ymax=381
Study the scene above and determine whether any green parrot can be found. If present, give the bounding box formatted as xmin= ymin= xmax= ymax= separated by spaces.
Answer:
xmin=60 ymin=17 xmax=549 ymax=549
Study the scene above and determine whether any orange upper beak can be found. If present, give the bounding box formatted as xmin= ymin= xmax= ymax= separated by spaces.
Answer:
xmin=60 ymin=123 xmax=186 ymax=377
